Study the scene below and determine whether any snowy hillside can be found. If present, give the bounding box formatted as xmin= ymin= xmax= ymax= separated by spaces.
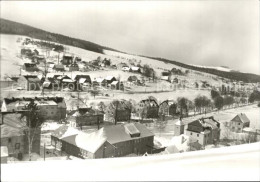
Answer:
xmin=190 ymin=64 xmax=238 ymax=72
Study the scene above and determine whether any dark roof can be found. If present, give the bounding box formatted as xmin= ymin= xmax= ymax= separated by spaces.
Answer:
xmin=159 ymin=100 xmax=176 ymax=106
xmin=140 ymin=99 xmax=159 ymax=107
xmin=231 ymin=113 xmax=250 ymax=123
xmin=103 ymin=123 xmax=154 ymax=144
xmin=2 ymin=97 xmax=65 ymax=112
xmin=24 ymin=63 xmax=37 ymax=68
xmin=27 ymin=77 xmax=41 ymax=82
xmin=74 ymin=75 xmax=91 ymax=82
xmin=54 ymin=64 xmax=65 ymax=69
xmin=187 ymin=116 xmax=220 ymax=132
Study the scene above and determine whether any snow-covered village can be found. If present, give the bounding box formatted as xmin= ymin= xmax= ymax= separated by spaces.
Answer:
xmin=1 ymin=1 xmax=260 ymax=181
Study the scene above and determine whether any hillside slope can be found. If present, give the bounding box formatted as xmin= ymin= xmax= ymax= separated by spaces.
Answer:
xmin=1 ymin=18 xmax=260 ymax=83
xmin=143 ymin=56 xmax=260 ymax=83
xmin=0 ymin=18 xmax=118 ymax=54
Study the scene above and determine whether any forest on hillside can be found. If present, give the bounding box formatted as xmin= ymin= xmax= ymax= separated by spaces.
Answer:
xmin=145 ymin=56 xmax=260 ymax=83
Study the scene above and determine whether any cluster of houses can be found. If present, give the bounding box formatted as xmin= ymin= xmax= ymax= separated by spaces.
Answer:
xmin=117 ymin=62 xmax=142 ymax=73
xmin=12 ymin=73 xmax=125 ymax=91
xmin=1 ymin=94 xmax=259 ymax=162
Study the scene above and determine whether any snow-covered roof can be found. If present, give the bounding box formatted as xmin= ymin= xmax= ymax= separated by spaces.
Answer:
xmin=122 ymin=67 xmax=130 ymax=71
xmin=111 ymin=81 xmax=119 ymax=85
xmin=175 ymin=119 xmax=184 ymax=126
xmin=79 ymin=78 xmax=86 ymax=84
xmin=161 ymin=76 xmax=169 ymax=80
xmin=61 ymin=128 xmax=107 ymax=154
xmin=131 ymin=66 xmax=140 ymax=71
xmin=95 ymin=78 xmax=105 ymax=83
xmin=43 ymin=81 xmax=51 ymax=87
xmin=231 ymin=113 xmax=250 ymax=123
xmin=62 ymin=79 xmax=74 ymax=83
xmin=52 ymin=125 xmax=80 ymax=139
xmin=35 ymin=100 xmax=57 ymax=106
xmin=41 ymin=122 xmax=62 ymax=132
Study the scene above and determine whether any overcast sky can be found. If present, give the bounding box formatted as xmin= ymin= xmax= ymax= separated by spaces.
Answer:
xmin=1 ymin=1 xmax=259 ymax=74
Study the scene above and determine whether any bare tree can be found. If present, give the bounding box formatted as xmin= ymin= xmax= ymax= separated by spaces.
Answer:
xmin=21 ymin=100 xmax=44 ymax=161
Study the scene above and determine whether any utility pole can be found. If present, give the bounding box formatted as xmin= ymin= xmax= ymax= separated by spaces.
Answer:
xmin=28 ymin=110 xmax=31 ymax=161
xmin=97 ymin=116 xmax=100 ymax=130
xmin=44 ymin=143 xmax=46 ymax=161
xmin=114 ymin=101 xmax=118 ymax=125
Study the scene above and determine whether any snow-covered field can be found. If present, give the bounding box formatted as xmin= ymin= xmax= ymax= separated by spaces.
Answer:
xmin=2 ymin=142 xmax=260 ymax=181
xmin=190 ymin=63 xmax=234 ymax=72
xmin=1 ymin=34 xmax=225 ymax=87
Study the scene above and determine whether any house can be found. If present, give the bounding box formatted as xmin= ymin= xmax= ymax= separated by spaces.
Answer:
xmin=130 ymin=66 xmax=141 ymax=73
xmin=51 ymin=125 xmax=111 ymax=159
xmin=62 ymin=54 xmax=73 ymax=65
xmin=74 ymin=75 xmax=92 ymax=90
xmin=53 ymin=64 xmax=65 ymax=72
xmin=1 ymin=146 xmax=8 ymax=163
xmin=111 ymin=81 xmax=119 ymax=90
xmin=69 ymin=63 xmax=79 ymax=72
xmin=60 ymin=78 xmax=76 ymax=90
xmin=21 ymin=48 xmax=33 ymax=57
xmin=230 ymin=113 xmax=250 ymax=133
xmin=106 ymin=100 xmax=131 ymax=122
xmin=105 ymin=76 xmax=117 ymax=85
xmin=117 ymin=63 xmax=128 ymax=70
xmin=51 ymin=125 xmax=80 ymax=153
xmin=70 ymin=107 xmax=104 ymax=127
xmin=137 ymin=99 xmax=159 ymax=119
xmin=102 ymin=123 xmax=155 ymax=157
xmin=1 ymin=97 xmax=67 ymax=121
xmin=60 ymin=129 xmax=110 ymax=159
xmin=31 ymin=55 xmax=45 ymax=64
xmin=161 ymin=71 xmax=171 ymax=81
xmin=159 ymin=100 xmax=177 ymax=116
xmin=174 ymin=119 xmax=185 ymax=136
xmin=93 ymin=77 xmax=107 ymax=87
xmin=52 ymin=123 xmax=155 ymax=158
xmin=185 ymin=116 xmax=221 ymax=146
xmin=25 ymin=76 xmax=41 ymax=91
xmin=17 ymin=75 xmax=41 ymax=91
xmin=23 ymin=63 xmax=39 ymax=72
xmin=0 ymin=113 xmax=41 ymax=160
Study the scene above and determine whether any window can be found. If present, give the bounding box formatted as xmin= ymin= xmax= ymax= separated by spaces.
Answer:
xmin=15 ymin=143 xmax=20 ymax=150
xmin=197 ymin=134 xmax=199 ymax=137
xmin=8 ymin=138 xmax=12 ymax=143
xmin=190 ymin=132 xmax=192 ymax=135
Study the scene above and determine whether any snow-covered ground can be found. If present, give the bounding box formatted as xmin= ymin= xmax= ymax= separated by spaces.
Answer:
xmin=190 ymin=63 xmax=235 ymax=72
xmin=2 ymin=142 xmax=260 ymax=181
